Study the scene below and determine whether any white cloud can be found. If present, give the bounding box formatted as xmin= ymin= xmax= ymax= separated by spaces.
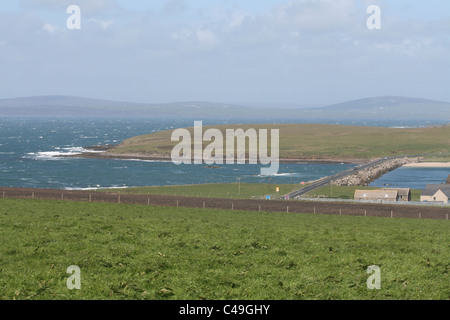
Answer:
xmin=19 ymin=0 xmax=121 ymax=16
xmin=162 ymin=0 xmax=188 ymax=15
xmin=171 ymin=28 xmax=192 ymax=41
xmin=196 ymin=29 xmax=219 ymax=46
xmin=42 ymin=22 xmax=58 ymax=33
xmin=89 ymin=18 xmax=114 ymax=30
xmin=227 ymin=11 xmax=250 ymax=29
xmin=368 ymin=37 xmax=447 ymax=59
xmin=1 ymin=0 xmax=449 ymax=103
xmin=269 ymin=0 xmax=357 ymax=33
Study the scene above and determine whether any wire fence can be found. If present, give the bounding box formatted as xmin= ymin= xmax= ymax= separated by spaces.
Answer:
xmin=297 ymin=196 xmax=450 ymax=207
xmin=1 ymin=187 xmax=449 ymax=221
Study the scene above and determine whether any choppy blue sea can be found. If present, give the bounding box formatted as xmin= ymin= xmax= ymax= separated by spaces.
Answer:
xmin=370 ymin=167 xmax=449 ymax=190
xmin=0 ymin=117 xmax=448 ymax=190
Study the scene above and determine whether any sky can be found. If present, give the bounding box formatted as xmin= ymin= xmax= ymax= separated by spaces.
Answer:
xmin=0 ymin=0 xmax=449 ymax=105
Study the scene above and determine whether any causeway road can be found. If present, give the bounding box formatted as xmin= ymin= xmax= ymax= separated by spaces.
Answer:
xmin=285 ymin=157 xmax=401 ymax=199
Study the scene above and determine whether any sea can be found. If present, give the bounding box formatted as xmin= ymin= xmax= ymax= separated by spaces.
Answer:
xmin=0 ymin=117 xmax=448 ymax=190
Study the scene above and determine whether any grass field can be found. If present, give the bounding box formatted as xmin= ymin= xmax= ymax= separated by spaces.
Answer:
xmin=0 ymin=198 xmax=448 ymax=300
xmin=422 ymin=155 xmax=450 ymax=162
xmin=109 ymin=123 xmax=450 ymax=160
xmin=103 ymin=183 xmax=303 ymax=199
xmin=103 ymin=184 xmax=422 ymax=201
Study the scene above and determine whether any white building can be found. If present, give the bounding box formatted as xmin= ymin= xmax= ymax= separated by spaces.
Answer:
xmin=421 ymin=185 xmax=450 ymax=204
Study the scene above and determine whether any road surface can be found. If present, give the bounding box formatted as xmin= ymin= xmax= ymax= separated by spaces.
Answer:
xmin=284 ymin=157 xmax=396 ymax=199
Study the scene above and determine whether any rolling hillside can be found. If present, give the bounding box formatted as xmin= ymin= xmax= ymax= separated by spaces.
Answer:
xmin=1 ymin=95 xmax=449 ymax=121
xmin=102 ymin=123 xmax=450 ymax=161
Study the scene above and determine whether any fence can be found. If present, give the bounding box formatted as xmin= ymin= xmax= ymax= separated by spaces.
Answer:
xmin=1 ymin=187 xmax=449 ymax=221
xmin=297 ymin=196 xmax=450 ymax=207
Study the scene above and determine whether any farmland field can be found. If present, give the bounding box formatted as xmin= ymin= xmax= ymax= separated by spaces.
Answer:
xmin=105 ymin=183 xmax=423 ymax=202
xmin=0 ymin=198 xmax=448 ymax=300
xmin=102 ymin=183 xmax=303 ymax=200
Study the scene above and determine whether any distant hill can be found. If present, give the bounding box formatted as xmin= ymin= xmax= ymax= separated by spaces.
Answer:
xmin=0 ymin=95 xmax=154 ymax=117
xmin=0 ymin=95 xmax=277 ymax=119
xmin=0 ymin=95 xmax=449 ymax=121
xmin=300 ymin=96 xmax=450 ymax=120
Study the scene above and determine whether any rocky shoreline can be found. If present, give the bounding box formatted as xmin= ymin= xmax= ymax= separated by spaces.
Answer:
xmin=331 ymin=157 xmax=422 ymax=186
xmin=63 ymin=148 xmax=370 ymax=164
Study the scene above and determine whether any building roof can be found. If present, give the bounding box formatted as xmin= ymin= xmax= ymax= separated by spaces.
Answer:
xmin=383 ymin=188 xmax=410 ymax=196
xmin=439 ymin=187 xmax=450 ymax=197
xmin=422 ymin=184 xmax=450 ymax=197
xmin=355 ymin=190 xmax=398 ymax=200
xmin=435 ymin=189 xmax=450 ymax=198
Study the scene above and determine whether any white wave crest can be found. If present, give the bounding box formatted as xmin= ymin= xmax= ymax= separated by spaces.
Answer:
xmin=24 ymin=146 xmax=104 ymax=160
xmin=63 ymin=185 xmax=131 ymax=191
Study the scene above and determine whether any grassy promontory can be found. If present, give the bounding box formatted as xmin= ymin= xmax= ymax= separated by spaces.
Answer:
xmin=92 ymin=124 xmax=450 ymax=162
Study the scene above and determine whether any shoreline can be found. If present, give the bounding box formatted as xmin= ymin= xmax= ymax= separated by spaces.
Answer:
xmin=62 ymin=151 xmax=370 ymax=165
xmin=60 ymin=145 xmax=372 ymax=164
xmin=403 ymin=162 xmax=450 ymax=168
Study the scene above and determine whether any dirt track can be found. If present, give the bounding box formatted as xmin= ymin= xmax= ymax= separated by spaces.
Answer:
xmin=1 ymin=187 xmax=449 ymax=220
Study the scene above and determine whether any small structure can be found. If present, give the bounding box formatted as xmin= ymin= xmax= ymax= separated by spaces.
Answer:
xmin=447 ymin=175 xmax=450 ymax=184
xmin=355 ymin=189 xmax=398 ymax=202
xmin=421 ymin=185 xmax=450 ymax=204
xmin=396 ymin=188 xmax=412 ymax=202
xmin=354 ymin=188 xmax=411 ymax=202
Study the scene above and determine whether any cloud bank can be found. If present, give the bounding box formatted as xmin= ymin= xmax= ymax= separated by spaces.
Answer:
xmin=0 ymin=0 xmax=448 ymax=104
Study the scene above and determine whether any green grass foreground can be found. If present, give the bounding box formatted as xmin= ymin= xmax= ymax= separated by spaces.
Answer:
xmin=0 ymin=198 xmax=448 ymax=300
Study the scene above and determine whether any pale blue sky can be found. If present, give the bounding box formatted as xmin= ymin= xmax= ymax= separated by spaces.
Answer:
xmin=0 ymin=0 xmax=449 ymax=104
xmin=4 ymin=1 xmax=450 ymax=22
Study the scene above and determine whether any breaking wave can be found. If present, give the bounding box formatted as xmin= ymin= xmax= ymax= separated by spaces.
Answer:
xmin=24 ymin=147 xmax=104 ymax=160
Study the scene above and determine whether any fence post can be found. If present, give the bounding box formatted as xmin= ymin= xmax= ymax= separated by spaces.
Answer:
xmin=89 ymin=194 xmax=92 ymax=202
xmin=2 ymin=191 xmax=4 ymax=198
xmin=391 ymin=210 xmax=393 ymax=219
xmin=339 ymin=209 xmax=342 ymax=216
xmin=314 ymin=207 xmax=316 ymax=214
xmin=232 ymin=203 xmax=234 ymax=210
xmin=32 ymin=192 xmax=34 ymax=199
xmin=259 ymin=205 xmax=261 ymax=212
xmin=148 ymin=198 xmax=150 ymax=206
xmin=177 ymin=200 xmax=179 ymax=207
xmin=287 ymin=206 xmax=289 ymax=213
xmin=118 ymin=195 xmax=120 ymax=204
xmin=203 ymin=202 xmax=205 ymax=209
xmin=61 ymin=193 xmax=64 ymax=201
